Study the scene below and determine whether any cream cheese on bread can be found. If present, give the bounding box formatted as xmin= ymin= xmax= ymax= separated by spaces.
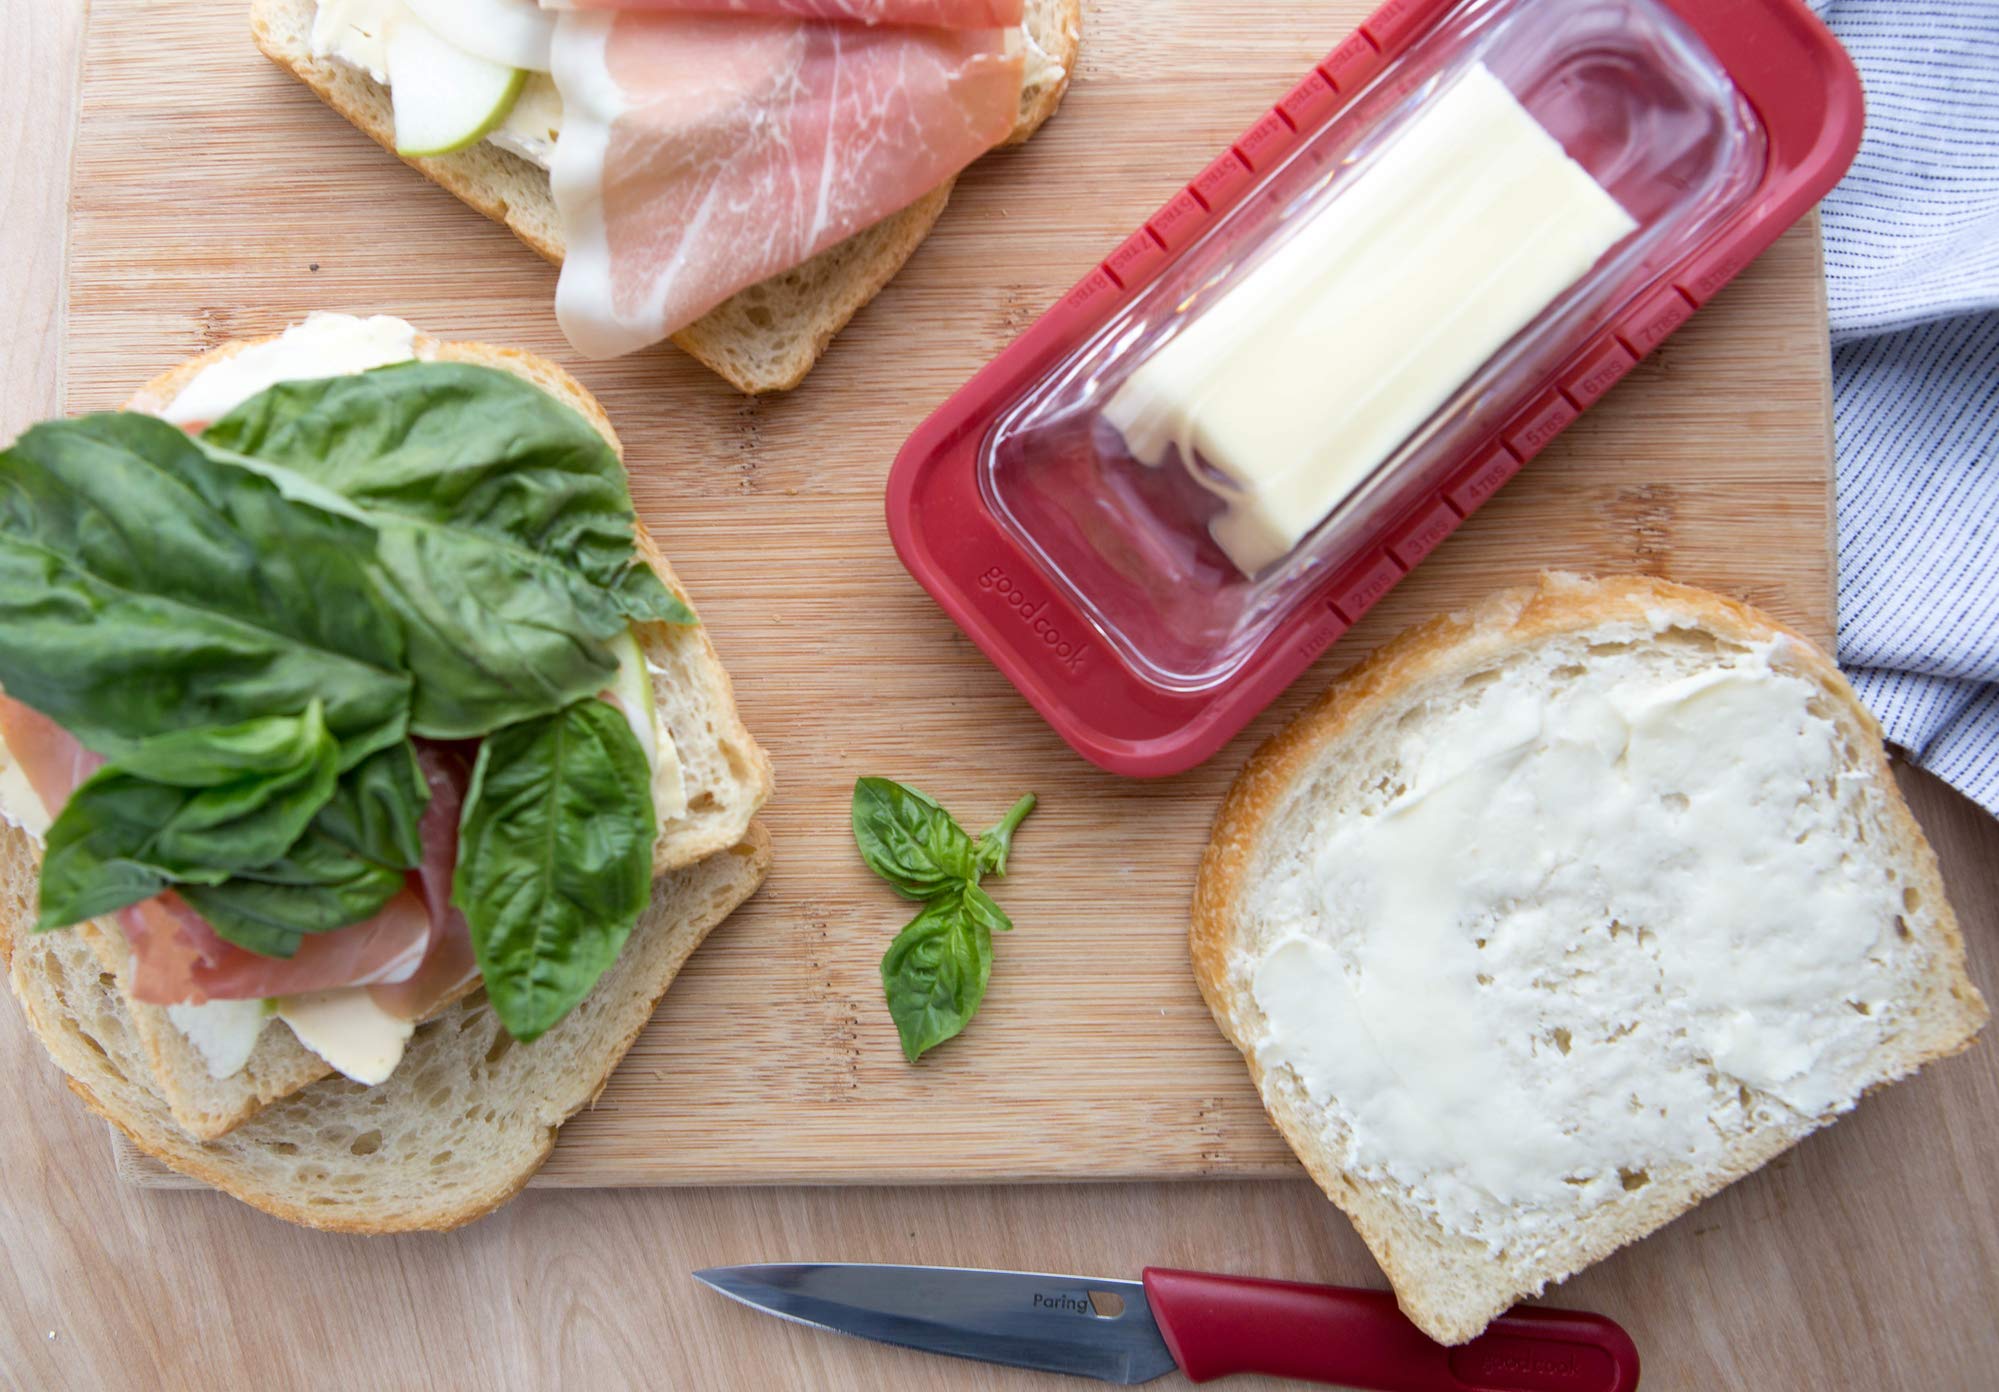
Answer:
xmin=161 ymin=312 xmax=420 ymax=426
xmin=1245 ymin=629 xmax=1918 ymax=1258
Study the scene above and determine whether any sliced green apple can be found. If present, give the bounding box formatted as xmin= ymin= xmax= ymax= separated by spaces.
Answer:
xmin=387 ymin=15 xmax=527 ymax=158
xmin=608 ymin=629 xmax=660 ymax=771
xmin=404 ymin=0 xmax=556 ymax=72
xmin=606 ymin=628 xmax=689 ymax=822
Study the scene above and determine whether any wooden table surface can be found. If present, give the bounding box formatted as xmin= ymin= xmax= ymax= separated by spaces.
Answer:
xmin=79 ymin=0 xmax=1843 ymax=1195
xmin=3 ymin=3 xmax=1995 ymax=1389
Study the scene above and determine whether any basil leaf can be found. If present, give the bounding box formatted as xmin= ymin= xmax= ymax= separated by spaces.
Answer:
xmin=959 ymin=881 xmax=1013 ymax=935
xmin=213 ymin=436 xmax=630 ymax=737
xmin=612 ymin=564 xmax=695 ymax=629
xmin=206 ymin=363 xmax=694 ymax=628
xmin=314 ymin=740 xmax=431 ymax=870
xmin=183 ymin=827 xmax=407 ymax=958
xmin=852 ymin=780 xmax=1037 ymax=1061
xmin=367 ymin=519 xmax=627 ymax=738
xmin=455 ymin=700 xmax=657 ymax=1042
xmin=0 ymin=413 xmax=412 ymax=766
xmin=881 ymin=891 xmax=994 ymax=1063
xmin=851 ymin=777 xmax=978 ymax=900
xmin=174 ymin=742 xmax=431 ymax=955
xmin=36 ymin=702 xmax=341 ymax=931
xmin=973 ymin=794 xmax=1037 ymax=879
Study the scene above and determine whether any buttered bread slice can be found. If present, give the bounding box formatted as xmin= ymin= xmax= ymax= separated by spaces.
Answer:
xmin=1192 ymin=572 xmax=1986 ymax=1344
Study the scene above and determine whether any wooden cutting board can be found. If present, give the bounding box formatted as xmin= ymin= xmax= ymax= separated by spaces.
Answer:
xmin=73 ymin=0 xmax=1836 ymax=1188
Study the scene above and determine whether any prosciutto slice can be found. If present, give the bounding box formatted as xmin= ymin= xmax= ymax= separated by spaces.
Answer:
xmin=544 ymin=0 xmax=1026 ymax=26
xmin=367 ymin=744 xmax=479 ymax=1020
xmin=550 ymin=11 xmax=1024 ymax=357
xmin=0 ymin=696 xmax=102 ymax=818
xmin=0 ymin=693 xmax=467 ymax=1010
xmin=120 ymin=888 xmax=434 ymax=1007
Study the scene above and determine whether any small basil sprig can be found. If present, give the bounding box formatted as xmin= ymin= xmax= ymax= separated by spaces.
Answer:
xmin=853 ymin=778 xmax=1035 ymax=1063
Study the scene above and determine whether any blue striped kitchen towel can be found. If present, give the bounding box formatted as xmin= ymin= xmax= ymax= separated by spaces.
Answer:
xmin=1809 ymin=0 xmax=1999 ymax=816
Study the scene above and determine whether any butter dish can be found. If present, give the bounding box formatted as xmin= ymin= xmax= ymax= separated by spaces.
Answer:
xmin=887 ymin=0 xmax=1864 ymax=775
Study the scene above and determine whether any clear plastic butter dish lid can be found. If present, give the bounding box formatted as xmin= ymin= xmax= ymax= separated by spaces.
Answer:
xmin=887 ymin=0 xmax=1863 ymax=776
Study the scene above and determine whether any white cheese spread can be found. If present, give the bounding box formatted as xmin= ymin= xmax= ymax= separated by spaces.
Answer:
xmin=642 ymin=667 xmax=690 ymax=823
xmin=312 ymin=0 xmax=397 ymax=84
xmin=489 ymin=72 xmax=562 ymax=167
xmin=1018 ymin=19 xmax=1065 ymax=93
xmin=1244 ymin=633 xmax=1912 ymax=1257
xmin=162 ymin=312 xmax=422 ymax=426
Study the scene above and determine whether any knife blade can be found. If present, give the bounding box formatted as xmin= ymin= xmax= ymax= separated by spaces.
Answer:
xmin=693 ymin=1262 xmax=1642 ymax=1389
xmin=694 ymin=1263 xmax=1175 ymax=1383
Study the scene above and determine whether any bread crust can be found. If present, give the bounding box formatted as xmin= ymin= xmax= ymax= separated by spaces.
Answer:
xmin=247 ymin=0 xmax=1082 ymax=393
xmin=1191 ymin=572 xmax=1988 ymax=1342
xmin=6 ymin=825 xmax=771 ymax=1233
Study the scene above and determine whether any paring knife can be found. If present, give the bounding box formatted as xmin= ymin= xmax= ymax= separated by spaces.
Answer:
xmin=694 ymin=1262 xmax=1641 ymax=1390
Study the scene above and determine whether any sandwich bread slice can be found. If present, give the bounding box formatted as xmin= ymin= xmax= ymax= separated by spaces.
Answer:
xmin=1192 ymin=572 xmax=1987 ymax=1343
xmin=249 ymin=0 xmax=1082 ymax=393
xmin=7 ymin=828 xmax=769 ymax=1233
xmin=0 ymin=317 xmax=773 ymax=1229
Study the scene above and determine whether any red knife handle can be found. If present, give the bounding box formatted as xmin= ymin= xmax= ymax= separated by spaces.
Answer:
xmin=1140 ymin=1268 xmax=1640 ymax=1391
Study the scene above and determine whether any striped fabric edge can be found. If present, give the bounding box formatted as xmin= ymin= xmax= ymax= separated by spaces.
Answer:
xmin=1849 ymin=666 xmax=1999 ymax=817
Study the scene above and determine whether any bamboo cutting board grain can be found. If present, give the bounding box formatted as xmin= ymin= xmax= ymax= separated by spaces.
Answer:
xmin=73 ymin=0 xmax=1839 ymax=1188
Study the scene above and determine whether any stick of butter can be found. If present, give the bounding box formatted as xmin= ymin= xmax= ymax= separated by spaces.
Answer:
xmin=1102 ymin=63 xmax=1637 ymax=576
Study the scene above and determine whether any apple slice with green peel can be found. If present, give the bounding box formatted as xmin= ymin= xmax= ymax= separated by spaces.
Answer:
xmin=387 ymin=15 xmax=526 ymax=158
xmin=405 ymin=0 xmax=556 ymax=72
xmin=607 ymin=628 xmax=688 ymax=819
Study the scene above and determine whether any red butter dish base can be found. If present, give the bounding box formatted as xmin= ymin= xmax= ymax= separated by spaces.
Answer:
xmin=887 ymin=0 xmax=1863 ymax=777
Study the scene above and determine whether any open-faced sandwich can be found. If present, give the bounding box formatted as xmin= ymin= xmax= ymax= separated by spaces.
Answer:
xmin=1194 ymin=573 xmax=1987 ymax=1343
xmin=252 ymin=0 xmax=1082 ymax=391
xmin=0 ymin=313 xmax=773 ymax=1232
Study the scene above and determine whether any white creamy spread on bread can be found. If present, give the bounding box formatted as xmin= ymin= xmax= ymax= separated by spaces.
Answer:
xmin=312 ymin=0 xmax=397 ymax=83
xmin=491 ymin=72 xmax=563 ymax=166
xmin=1018 ymin=20 xmax=1065 ymax=92
xmin=1102 ymin=64 xmax=1635 ymax=575
xmin=647 ymin=656 xmax=703 ymax=820
xmin=137 ymin=313 xmax=684 ymax=1080
xmin=1245 ymin=631 xmax=1914 ymax=1256
xmin=161 ymin=313 xmax=423 ymax=426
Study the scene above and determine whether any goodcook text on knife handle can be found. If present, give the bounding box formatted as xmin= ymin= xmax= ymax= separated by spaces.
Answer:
xmin=1140 ymin=1268 xmax=1641 ymax=1391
